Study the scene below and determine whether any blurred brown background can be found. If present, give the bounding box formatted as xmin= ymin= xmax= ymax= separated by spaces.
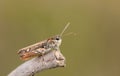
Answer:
xmin=0 ymin=0 xmax=120 ymax=76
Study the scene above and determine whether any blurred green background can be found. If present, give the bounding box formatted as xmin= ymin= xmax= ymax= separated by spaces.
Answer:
xmin=0 ymin=0 xmax=120 ymax=76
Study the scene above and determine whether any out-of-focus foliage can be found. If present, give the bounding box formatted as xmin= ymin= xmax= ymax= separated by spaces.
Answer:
xmin=0 ymin=0 xmax=120 ymax=76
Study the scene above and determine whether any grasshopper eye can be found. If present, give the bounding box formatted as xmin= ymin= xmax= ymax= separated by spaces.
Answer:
xmin=56 ymin=37 xmax=60 ymax=40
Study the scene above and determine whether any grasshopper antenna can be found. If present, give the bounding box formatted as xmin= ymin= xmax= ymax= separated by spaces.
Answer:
xmin=60 ymin=22 xmax=70 ymax=37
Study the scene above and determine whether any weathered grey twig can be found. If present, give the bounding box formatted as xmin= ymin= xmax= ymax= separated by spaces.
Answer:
xmin=8 ymin=50 xmax=66 ymax=76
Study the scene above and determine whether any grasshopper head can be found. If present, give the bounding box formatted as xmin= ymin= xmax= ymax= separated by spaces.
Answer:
xmin=53 ymin=35 xmax=62 ymax=47
xmin=47 ymin=35 xmax=62 ymax=49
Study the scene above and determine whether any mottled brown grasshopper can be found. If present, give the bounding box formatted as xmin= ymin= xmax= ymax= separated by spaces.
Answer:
xmin=17 ymin=23 xmax=70 ymax=60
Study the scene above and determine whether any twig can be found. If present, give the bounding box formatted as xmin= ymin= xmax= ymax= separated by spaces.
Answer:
xmin=8 ymin=50 xmax=66 ymax=76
